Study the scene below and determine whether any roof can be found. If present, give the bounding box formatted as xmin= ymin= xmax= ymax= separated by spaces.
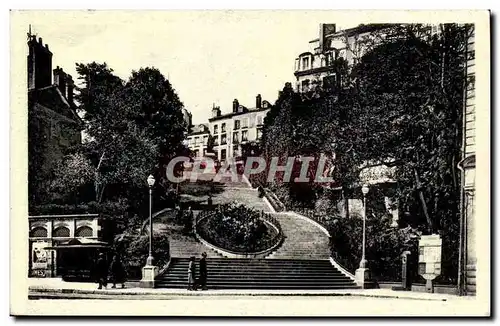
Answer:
xmin=208 ymin=106 xmax=270 ymax=122
xmin=188 ymin=123 xmax=210 ymax=136
xmin=309 ymin=23 xmax=395 ymax=42
xmin=28 ymin=85 xmax=84 ymax=129
xmin=29 ymin=213 xmax=100 ymax=219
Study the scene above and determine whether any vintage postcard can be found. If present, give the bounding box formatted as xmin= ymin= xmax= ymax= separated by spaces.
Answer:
xmin=10 ymin=10 xmax=490 ymax=316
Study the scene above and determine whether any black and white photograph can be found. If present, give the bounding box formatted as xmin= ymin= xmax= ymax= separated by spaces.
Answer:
xmin=9 ymin=10 xmax=490 ymax=316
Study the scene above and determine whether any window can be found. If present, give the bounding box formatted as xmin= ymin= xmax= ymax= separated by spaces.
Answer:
xmin=302 ymin=57 xmax=310 ymax=70
xmin=221 ymin=149 xmax=227 ymax=161
xmin=233 ymin=132 xmax=239 ymax=144
xmin=242 ymin=118 xmax=248 ymax=128
xmin=76 ymin=226 xmax=93 ymax=237
xmin=30 ymin=227 xmax=47 ymax=238
xmin=213 ymin=124 xmax=218 ymax=134
xmin=221 ymin=123 xmax=226 ymax=133
xmin=257 ymin=129 xmax=263 ymax=140
xmin=233 ymin=145 xmax=239 ymax=157
xmin=53 ymin=226 xmax=70 ymax=237
xmin=214 ymin=136 xmax=219 ymax=146
xmin=221 ymin=134 xmax=227 ymax=145
xmin=234 ymin=120 xmax=240 ymax=130
xmin=242 ymin=130 xmax=248 ymax=142
xmin=203 ymin=135 xmax=208 ymax=145
xmin=301 ymin=79 xmax=310 ymax=92
xmin=256 ymin=115 xmax=263 ymax=126
xmin=323 ymin=75 xmax=337 ymax=89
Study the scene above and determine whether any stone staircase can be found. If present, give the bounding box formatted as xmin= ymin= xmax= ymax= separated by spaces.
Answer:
xmin=156 ymin=258 xmax=358 ymax=290
xmin=159 ymin=173 xmax=358 ymax=290
xmin=169 ymin=233 xmax=223 ymax=258
xmin=267 ymin=213 xmax=331 ymax=260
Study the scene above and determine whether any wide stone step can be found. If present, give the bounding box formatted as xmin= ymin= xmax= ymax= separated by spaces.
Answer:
xmin=167 ymin=267 xmax=338 ymax=274
xmin=157 ymin=257 xmax=356 ymax=290
xmin=156 ymin=283 xmax=359 ymax=289
xmin=170 ymin=263 xmax=332 ymax=267
xmin=172 ymin=258 xmax=331 ymax=263
xmin=157 ymin=278 xmax=356 ymax=284
xmin=160 ymin=276 xmax=350 ymax=282
xmin=164 ymin=268 xmax=344 ymax=275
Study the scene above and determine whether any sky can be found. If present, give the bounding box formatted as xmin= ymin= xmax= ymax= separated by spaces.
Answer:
xmin=20 ymin=11 xmax=360 ymax=124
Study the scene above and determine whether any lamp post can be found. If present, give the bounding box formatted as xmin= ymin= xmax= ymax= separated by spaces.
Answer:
xmin=146 ymin=175 xmax=155 ymax=266
xmin=360 ymin=184 xmax=369 ymax=269
xmin=355 ymin=184 xmax=372 ymax=289
xmin=140 ymin=175 xmax=159 ymax=288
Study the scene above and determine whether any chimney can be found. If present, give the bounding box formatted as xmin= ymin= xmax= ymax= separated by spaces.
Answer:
xmin=319 ymin=24 xmax=336 ymax=52
xmin=232 ymin=99 xmax=239 ymax=113
xmin=53 ymin=66 xmax=67 ymax=97
xmin=256 ymin=94 xmax=262 ymax=109
xmin=212 ymin=105 xmax=221 ymax=118
xmin=27 ymin=34 xmax=53 ymax=89
xmin=66 ymin=74 xmax=74 ymax=104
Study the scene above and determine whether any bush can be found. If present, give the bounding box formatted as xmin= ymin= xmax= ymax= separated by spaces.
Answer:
xmin=197 ymin=203 xmax=279 ymax=253
xmin=113 ymin=232 xmax=170 ymax=280
xmin=329 ymin=215 xmax=421 ymax=283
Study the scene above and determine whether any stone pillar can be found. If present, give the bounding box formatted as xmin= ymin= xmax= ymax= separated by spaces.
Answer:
xmin=140 ymin=265 xmax=159 ymax=288
xmin=465 ymin=189 xmax=476 ymax=295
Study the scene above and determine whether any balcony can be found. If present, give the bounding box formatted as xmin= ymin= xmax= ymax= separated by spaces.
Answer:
xmin=294 ymin=65 xmax=335 ymax=77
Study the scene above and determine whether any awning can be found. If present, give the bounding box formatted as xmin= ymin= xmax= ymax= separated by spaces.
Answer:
xmin=44 ymin=238 xmax=110 ymax=250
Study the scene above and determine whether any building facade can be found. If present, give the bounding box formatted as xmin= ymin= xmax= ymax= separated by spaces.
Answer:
xmin=208 ymin=95 xmax=271 ymax=162
xmin=458 ymin=25 xmax=476 ymax=296
xmin=294 ymin=23 xmax=392 ymax=93
xmin=187 ymin=123 xmax=210 ymax=158
xmin=27 ymin=33 xmax=84 ymax=203
xmin=28 ymin=214 xmax=109 ymax=278
xmin=293 ymin=23 xmax=442 ymax=93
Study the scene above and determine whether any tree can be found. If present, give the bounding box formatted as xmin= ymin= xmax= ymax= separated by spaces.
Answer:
xmin=260 ymin=24 xmax=470 ymax=283
xmin=346 ymin=24 xmax=471 ymax=282
xmin=124 ymin=67 xmax=187 ymax=192
xmin=75 ymin=64 xmax=186 ymax=204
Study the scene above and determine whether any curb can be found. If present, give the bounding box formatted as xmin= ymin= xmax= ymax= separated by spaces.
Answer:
xmin=28 ymin=287 xmax=449 ymax=301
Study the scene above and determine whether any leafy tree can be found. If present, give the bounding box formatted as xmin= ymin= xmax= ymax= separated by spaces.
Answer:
xmin=260 ymin=24 xmax=471 ymax=283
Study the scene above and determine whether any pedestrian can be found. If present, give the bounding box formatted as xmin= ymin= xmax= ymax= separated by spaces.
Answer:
xmin=184 ymin=206 xmax=194 ymax=234
xmin=199 ymin=252 xmax=208 ymax=290
xmin=110 ymin=254 xmax=126 ymax=289
xmin=187 ymin=256 xmax=197 ymax=291
xmin=95 ymin=252 xmax=108 ymax=290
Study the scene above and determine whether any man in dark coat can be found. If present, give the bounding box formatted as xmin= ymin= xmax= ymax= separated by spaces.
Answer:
xmin=110 ymin=254 xmax=126 ymax=289
xmin=199 ymin=252 xmax=208 ymax=290
xmin=96 ymin=252 xmax=108 ymax=289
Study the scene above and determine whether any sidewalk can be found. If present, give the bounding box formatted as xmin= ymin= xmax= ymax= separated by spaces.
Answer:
xmin=28 ymin=278 xmax=465 ymax=301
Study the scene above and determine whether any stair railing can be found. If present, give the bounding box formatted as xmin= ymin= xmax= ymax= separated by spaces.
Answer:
xmin=193 ymin=209 xmax=284 ymax=258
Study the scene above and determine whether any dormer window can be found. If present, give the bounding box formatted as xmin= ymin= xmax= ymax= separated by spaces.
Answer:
xmin=302 ymin=57 xmax=310 ymax=70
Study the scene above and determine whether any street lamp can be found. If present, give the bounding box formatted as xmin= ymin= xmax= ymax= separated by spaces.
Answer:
xmin=146 ymin=175 xmax=155 ymax=266
xmin=355 ymin=184 xmax=372 ymax=289
xmin=360 ymin=184 xmax=369 ymax=268
xmin=140 ymin=174 xmax=159 ymax=288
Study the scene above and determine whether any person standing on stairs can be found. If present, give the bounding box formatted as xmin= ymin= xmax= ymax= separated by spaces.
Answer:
xmin=187 ymin=256 xmax=197 ymax=291
xmin=199 ymin=252 xmax=208 ymax=290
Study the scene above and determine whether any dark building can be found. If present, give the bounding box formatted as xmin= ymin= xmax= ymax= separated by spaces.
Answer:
xmin=27 ymin=33 xmax=84 ymax=204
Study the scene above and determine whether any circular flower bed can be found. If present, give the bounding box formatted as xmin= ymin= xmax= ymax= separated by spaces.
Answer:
xmin=197 ymin=203 xmax=280 ymax=253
